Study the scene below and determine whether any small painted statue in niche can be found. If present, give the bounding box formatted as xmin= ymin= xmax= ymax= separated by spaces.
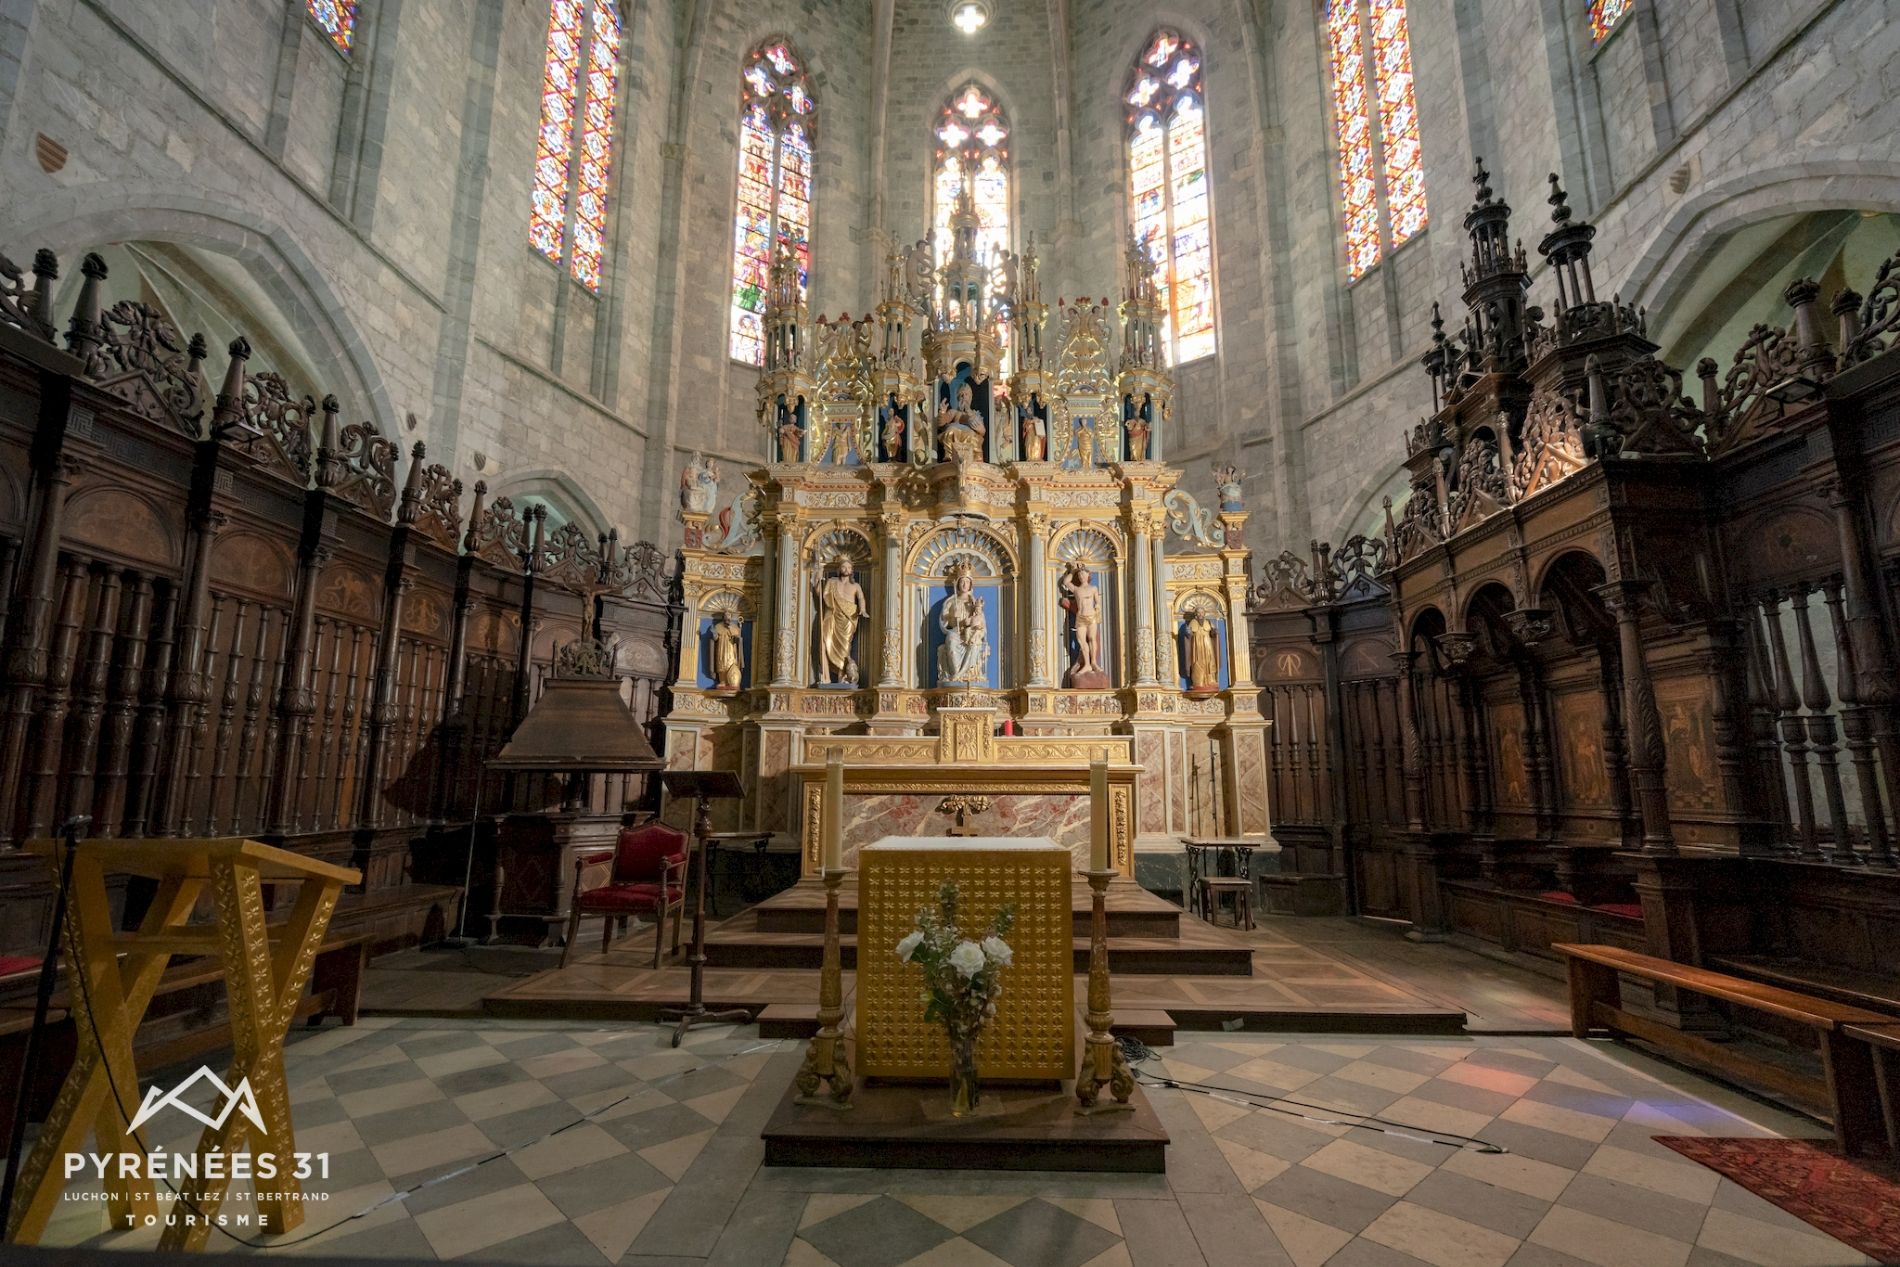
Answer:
xmin=1017 ymin=396 xmax=1047 ymax=462
xmin=813 ymin=555 xmax=869 ymax=686
xmin=710 ymin=610 xmax=745 ymax=693
xmin=679 ymin=451 xmax=719 ymax=514
xmin=879 ymin=393 xmax=906 ymax=462
xmin=938 ymin=382 xmax=986 ymax=461
xmin=937 ymin=563 xmax=989 ymax=684
xmin=1125 ymin=415 xmax=1151 ymax=462
xmin=1060 ymin=561 xmax=1109 ymax=689
xmin=775 ymin=396 xmax=804 ymax=463
xmin=1184 ymin=607 xmax=1220 ymax=697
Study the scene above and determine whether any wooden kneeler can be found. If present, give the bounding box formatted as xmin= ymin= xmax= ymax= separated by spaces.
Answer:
xmin=5 ymin=837 xmax=359 ymax=1252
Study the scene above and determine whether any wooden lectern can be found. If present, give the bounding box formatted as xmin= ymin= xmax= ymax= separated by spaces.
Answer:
xmin=4 ymin=837 xmax=359 ymax=1252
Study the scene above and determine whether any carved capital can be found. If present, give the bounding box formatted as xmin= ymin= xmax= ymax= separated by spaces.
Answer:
xmin=1502 ymin=607 xmax=1555 ymax=647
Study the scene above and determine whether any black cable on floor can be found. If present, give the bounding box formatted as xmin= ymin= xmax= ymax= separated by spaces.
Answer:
xmin=1118 ymin=1034 xmax=1508 ymax=1154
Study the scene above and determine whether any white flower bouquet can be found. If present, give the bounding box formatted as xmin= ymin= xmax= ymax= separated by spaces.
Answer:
xmin=896 ymin=881 xmax=1015 ymax=1114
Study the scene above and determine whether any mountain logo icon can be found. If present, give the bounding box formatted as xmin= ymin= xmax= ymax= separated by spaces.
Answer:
xmin=127 ymin=1067 xmax=268 ymax=1135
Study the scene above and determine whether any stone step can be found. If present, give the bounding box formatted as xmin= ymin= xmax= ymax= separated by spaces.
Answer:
xmin=701 ymin=928 xmax=1254 ymax=976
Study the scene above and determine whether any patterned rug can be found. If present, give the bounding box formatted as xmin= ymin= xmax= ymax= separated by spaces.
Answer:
xmin=1656 ymin=1135 xmax=1900 ymax=1264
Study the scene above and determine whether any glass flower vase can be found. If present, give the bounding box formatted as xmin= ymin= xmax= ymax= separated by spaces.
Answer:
xmin=948 ymin=1030 xmax=981 ymax=1117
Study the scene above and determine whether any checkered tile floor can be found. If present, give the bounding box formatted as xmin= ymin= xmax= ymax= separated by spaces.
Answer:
xmin=31 ymin=1022 xmax=1873 ymax=1265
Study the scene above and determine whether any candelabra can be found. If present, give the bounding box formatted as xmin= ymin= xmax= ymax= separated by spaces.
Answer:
xmin=1075 ymin=867 xmax=1133 ymax=1112
xmin=794 ymin=864 xmax=853 ymax=1108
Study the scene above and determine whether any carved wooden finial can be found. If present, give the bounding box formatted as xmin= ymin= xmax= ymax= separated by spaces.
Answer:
xmin=1546 ymin=173 xmax=1571 ymax=225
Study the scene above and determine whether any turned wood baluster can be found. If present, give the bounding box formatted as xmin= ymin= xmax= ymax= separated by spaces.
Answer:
xmin=293 ymin=618 xmax=330 ymax=832
xmin=0 ymin=455 xmax=80 ymax=848
xmin=1393 ymin=652 xmax=1427 ymax=831
xmin=1594 ymin=644 xmax=1636 ymax=848
xmin=0 ymin=538 xmax=20 ymax=641
xmin=234 ymin=607 xmax=274 ymax=834
xmin=1517 ymin=661 xmax=1557 ymax=837
xmin=1761 ymin=593 xmax=1821 ymax=860
xmin=269 ymin=542 xmax=327 ymax=836
xmin=1824 ymin=481 xmax=1900 ymax=848
xmin=1742 ymin=608 xmax=1794 ymax=850
xmin=25 ymin=556 xmax=90 ymax=838
xmin=1453 ymin=672 xmax=1485 ymax=834
xmin=312 ymin=618 xmax=343 ymax=829
xmin=1790 ymin=586 xmax=1855 ymax=862
xmin=176 ymin=593 xmax=228 ymax=835
xmin=434 ymin=561 xmax=475 ymax=820
xmin=96 ymin=573 xmax=152 ymax=835
xmin=155 ymin=510 xmax=223 ymax=836
xmin=63 ymin=564 xmax=120 ymax=826
xmin=1596 ymin=580 xmax=1676 ymax=856
xmin=125 ymin=585 xmax=177 ymax=837
xmin=335 ymin=625 xmax=368 ymax=828
xmin=359 ymin=575 xmax=413 ymax=829
xmin=205 ymin=599 xmax=250 ymax=835
xmin=1824 ymin=578 xmax=1894 ymax=866
xmin=1305 ymin=682 xmax=1325 ymax=826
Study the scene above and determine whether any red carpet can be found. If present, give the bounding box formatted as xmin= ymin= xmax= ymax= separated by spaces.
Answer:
xmin=1656 ymin=1135 xmax=1900 ymax=1264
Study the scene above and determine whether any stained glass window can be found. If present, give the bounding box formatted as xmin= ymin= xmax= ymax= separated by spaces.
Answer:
xmin=728 ymin=39 xmax=817 ymax=365
xmin=1125 ymin=30 xmax=1216 ymax=365
xmin=1589 ymin=0 xmax=1633 ymax=43
xmin=932 ymin=85 xmax=1012 ymax=290
xmin=929 ymin=83 xmax=1012 ymax=363
xmin=306 ymin=0 xmax=357 ymax=54
xmin=528 ymin=0 xmax=623 ymax=293
xmin=1326 ymin=0 xmax=1427 ymax=280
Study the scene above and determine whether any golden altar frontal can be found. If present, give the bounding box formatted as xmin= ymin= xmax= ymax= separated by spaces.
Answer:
xmin=857 ymin=838 xmax=1073 ymax=1081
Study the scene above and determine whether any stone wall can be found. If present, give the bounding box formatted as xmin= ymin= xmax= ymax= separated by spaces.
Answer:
xmin=2 ymin=0 xmax=1890 ymax=551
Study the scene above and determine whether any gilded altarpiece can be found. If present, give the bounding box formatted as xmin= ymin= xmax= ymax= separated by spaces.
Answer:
xmin=662 ymin=203 xmax=1268 ymax=857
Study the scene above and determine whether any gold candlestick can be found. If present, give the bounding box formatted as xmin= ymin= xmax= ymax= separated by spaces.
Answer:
xmin=1076 ymin=866 xmax=1133 ymax=1113
xmin=794 ymin=864 xmax=853 ymax=1108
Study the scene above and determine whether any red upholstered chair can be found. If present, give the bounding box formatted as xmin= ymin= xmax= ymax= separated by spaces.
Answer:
xmin=561 ymin=823 xmax=688 ymax=969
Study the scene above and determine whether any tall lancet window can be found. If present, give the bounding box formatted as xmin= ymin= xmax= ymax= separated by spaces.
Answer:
xmin=529 ymin=0 xmax=623 ymax=291
xmin=931 ymin=83 xmax=1012 ymax=280
xmin=1325 ymin=0 xmax=1427 ymax=280
xmin=306 ymin=0 xmax=358 ymax=53
xmin=1126 ymin=30 xmax=1216 ymax=365
xmin=728 ymin=39 xmax=817 ymax=365
xmin=1589 ymin=0 xmax=1632 ymax=43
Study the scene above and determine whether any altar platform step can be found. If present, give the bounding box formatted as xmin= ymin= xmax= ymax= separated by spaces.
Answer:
xmin=754 ymin=1002 xmax=1179 ymax=1047
xmin=752 ymin=876 xmax=1183 ymax=940
xmin=699 ymin=909 xmax=1256 ymax=976
xmin=761 ymin=1077 xmax=1170 ymax=1173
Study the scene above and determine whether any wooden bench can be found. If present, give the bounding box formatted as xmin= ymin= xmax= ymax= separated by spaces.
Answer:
xmin=1843 ymin=1023 xmax=1900 ymax=1157
xmin=1555 ymin=942 xmax=1892 ymax=1155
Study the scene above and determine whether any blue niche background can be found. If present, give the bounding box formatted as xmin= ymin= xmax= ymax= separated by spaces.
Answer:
xmin=1176 ymin=613 xmax=1229 ymax=692
xmin=696 ymin=615 xmax=753 ymax=690
xmin=927 ymin=582 xmax=1000 ymax=688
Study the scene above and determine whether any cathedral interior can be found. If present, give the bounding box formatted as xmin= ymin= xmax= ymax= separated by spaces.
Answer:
xmin=2 ymin=1 xmax=1900 ymax=1264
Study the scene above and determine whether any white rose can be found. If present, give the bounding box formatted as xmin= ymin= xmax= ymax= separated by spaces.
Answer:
xmin=981 ymin=936 xmax=1012 ymax=967
xmin=949 ymin=940 xmax=985 ymax=978
xmin=896 ymin=931 xmax=924 ymax=962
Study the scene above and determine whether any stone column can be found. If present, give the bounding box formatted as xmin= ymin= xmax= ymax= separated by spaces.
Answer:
xmin=1597 ymin=579 xmax=1676 ymax=856
xmin=1131 ymin=514 xmax=1156 ymax=686
xmin=1151 ymin=533 xmax=1173 ymax=685
xmin=772 ymin=516 xmax=799 ymax=686
xmin=1026 ymin=513 xmax=1050 ymax=686
xmin=878 ymin=511 xmax=903 ymax=687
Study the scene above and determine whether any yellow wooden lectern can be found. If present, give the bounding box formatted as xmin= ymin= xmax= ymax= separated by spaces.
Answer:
xmin=5 ymin=836 xmax=360 ymax=1252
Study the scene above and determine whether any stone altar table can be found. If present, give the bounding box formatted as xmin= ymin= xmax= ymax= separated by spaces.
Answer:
xmin=857 ymin=837 xmax=1073 ymax=1082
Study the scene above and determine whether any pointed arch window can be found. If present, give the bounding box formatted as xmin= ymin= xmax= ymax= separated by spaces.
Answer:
xmin=1325 ymin=0 xmax=1427 ymax=280
xmin=1126 ymin=30 xmax=1216 ymax=365
xmin=306 ymin=0 xmax=358 ymax=54
xmin=1589 ymin=0 xmax=1632 ymax=43
xmin=529 ymin=0 xmax=623 ymax=292
xmin=931 ymin=83 xmax=1012 ymax=285
xmin=728 ymin=39 xmax=817 ymax=365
